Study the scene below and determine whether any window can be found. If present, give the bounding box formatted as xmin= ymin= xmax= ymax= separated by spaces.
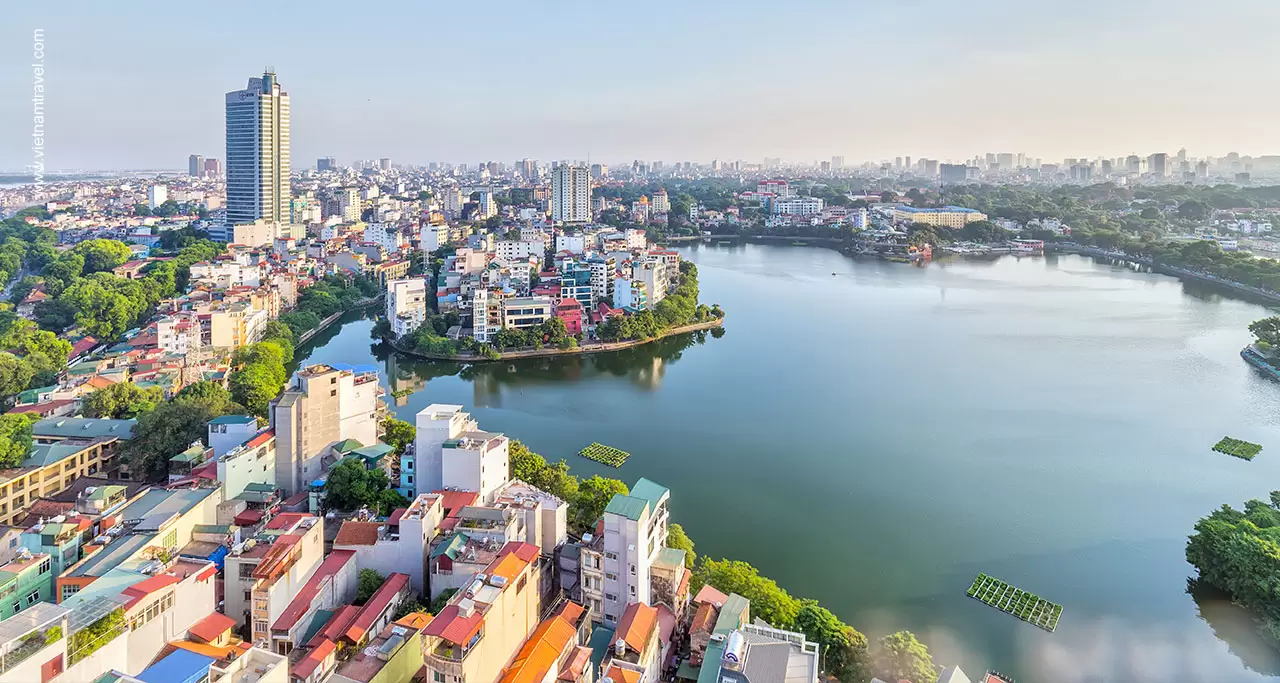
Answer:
xmin=605 ymin=551 xmax=617 ymax=561
xmin=38 ymin=558 xmax=50 ymax=574
xmin=330 ymin=390 xmax=337 ymax=397
xmin=434 ymin=673 xmax=446 ymax=683
xmin=407 ymin=474 xmax=414 ymax=484
xmin=629 ymin=564 xmax=636 ymax=576
xmin=629 ymin=585 xmax=636 ymax=598
xmin=11 ymin=602 xmax=19 ymax=614
xmin=406 ymin=461 xmax=413 ymax=470
xmin=244 ymin=590 xmax=251 ymax=601
xmin=605 ymin=572 xmax=617 ymax=581
xmin=605 ymin=593 xmax=617 ymax=602
xmin=25 ymin=590 xmax=39 ymax=606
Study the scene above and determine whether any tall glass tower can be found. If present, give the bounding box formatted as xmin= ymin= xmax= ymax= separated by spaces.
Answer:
xmin=224 ymin=69 xmax=291 ymax=238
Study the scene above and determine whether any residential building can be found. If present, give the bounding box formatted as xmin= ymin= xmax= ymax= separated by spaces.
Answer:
xmin=226 ymin=70 xmax=291 ymax=229
xmin=552 ymin=163 xmax=590 ymax=224
xmin=651 ymin=189 xmax=670 ymax=214
xmin=772 ymin=197 xmax=824 ymax=216
xmin=601 ymin=602 xmax=663 ymax=683
xmin=337 ymin=188 xmax=361 ymax=222
xmin=269 ymin=365 xmax=381 ymax=496
xmin=501 ymin=297 xmax=553 ymax=330
xmin=223 ymin=513 xmax=325 ymax=646
xmin=420 ymin=543 xmax=548 ymax=683
xmin=155 ymin=314 xmax=203 ymax=356
xmin=697 ymin=623 xmax=820 ymax=683
xmin=267 ymin=547 xmax=357 ymax=653
xmin=317 ymin=157 xmax=338 ymax=172
xmin=209 ymin=646 xmax=288 ymax=683
xmin=589 ymin=257 xmax=616 ymax=304
xmin=612 ymin=278 xmax=648 ymax=311
xmin=207 ymin=415 xmax=259 ymax=458
xmin=148 ymin=185 xmax=167 ymax=210
xmin=409 ymin=405 xmax=509 ymax=503
xmin=555 ymin=298 xmax=584 ymax=336
xmin=333 ymin=493 xmax=443 ymax=595
xmin=0 ymin=551 xmax=52 ymax=619
xmin=496 ymin=601 xmax=593 ymax=683
xmin=232 ymin=219 xmax=301 ymax=248
xmin=386 ymin=278 xmax=429 ymax=338
xmin=0 ymin=418 xmax=135 ymax=527
xmin=327 ymin=602 xmax=423 ymax=683
xmin=600 ymin=478 xmax=670 ymax=624
xmin=940 ymin=163 xmax=968 ymax=185
xmin=892 ymin=205 xmax=988 ymax=228
xmin=215 ymin=429 xmax=276 ymax=500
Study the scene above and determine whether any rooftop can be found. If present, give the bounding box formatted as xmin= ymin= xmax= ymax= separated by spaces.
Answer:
xmin=33 ymin=417 xmax=136 ymax=440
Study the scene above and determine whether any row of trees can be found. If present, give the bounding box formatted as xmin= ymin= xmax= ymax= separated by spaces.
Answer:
xmin=597 ymin=262 xmax=724 ymax=342
xmin=279 ymin=276 xmax=380 ymax=339
xmin=227 ymin=322 xmax=295 ymax=417
xmin=0 ymin=317 xmax=72 ymax=398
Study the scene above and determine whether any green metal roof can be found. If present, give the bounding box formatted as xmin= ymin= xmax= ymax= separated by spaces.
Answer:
xmin=352 ymin=442 xmax=394 ymax=458
xmin=653 ymin=547 xmax=687 ymax=572
xmin=169 ymin=444 xmax=206 ymax=463
xmin=32 ymin=417 xmax=136 ymax=440
xmin=604 ymin=495 xmax=649 ymax=522
xmin=714 ymin=593 xmax=750 ymax=635
xmin=332 ymin=438 xmax=364 ymax=454
xmin=21 ymin=443 xmax=87 ymax=468
xmin=430 ymin=532 xmax=469 ymax=560
xmin=87 ymin=485 xmax=127 ymax=501
xmin=696 ymin=639 xmax=726 ymax=683
xmin=629 ymin=477 xmax=669 ymax=508
xmin=587 ymin=626 xmax=617 ymax=674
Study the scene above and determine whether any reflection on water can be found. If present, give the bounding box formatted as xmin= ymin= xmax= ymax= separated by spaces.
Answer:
xmin=1189 ymin=579 xmax=1280 ymax=676
xmin=377 ymin=329 xmax=715 ymax=408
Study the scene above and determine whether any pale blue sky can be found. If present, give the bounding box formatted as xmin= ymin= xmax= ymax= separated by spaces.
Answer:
xmin=2 ymin=0 xmax=1277 ymax=171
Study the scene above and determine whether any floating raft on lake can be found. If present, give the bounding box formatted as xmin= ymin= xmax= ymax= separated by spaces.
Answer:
xmin=1213 ymin=436 xmax=1261 ymax=461
xmin=578 ymin=442 xmax=631 ymax=468
xmin=967 ymin=573 xmax=1062 ymax=632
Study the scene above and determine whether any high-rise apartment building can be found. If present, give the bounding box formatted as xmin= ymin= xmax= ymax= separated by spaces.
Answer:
xmin=317 ymin=156 xmax=337 ymax=172
xmin=939 ymin=163 xmax=968 ymax=185
xmin=379 ymin=157 xmax=392 ymax=171
xmin=189 ymin=154 xmax=204 ymax=177
xmin=204 ymin=158 xmax=222 ymax=178
xmin=269 ymin=364 xmax=380 ymax=496
xmin=1148 ymin=152 xmax=1168 ymax=178
xmin=831 ymin=155 xmax=844 ymax=170
xmin=226 ymin=70 xmax=291 ymax=229
xmin=599 ymin=478 xmax=670 ymax=624
xmin=552 ymin=163 xmax=590 ymax=223
xmin=148 ymin=185 xmax=167 ymax=209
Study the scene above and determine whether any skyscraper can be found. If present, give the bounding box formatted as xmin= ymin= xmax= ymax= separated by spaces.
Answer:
xmin=317 ymin=156 xmax=337 ymax=172
xmin=551 ymin=162 xmax=590 ymax=223
xmin=188 ymin=154 xmax=204 ymax=177
xmin=225 ymin=69 xmax=291 ymax=231
xmin=1148 ymin=152 xmax=1168 ymax=178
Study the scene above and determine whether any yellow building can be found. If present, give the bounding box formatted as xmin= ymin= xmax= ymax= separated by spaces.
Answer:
xmin=0 ymin=418 xmax=134 ymax=526
xmin=893 ymin=205 xmax=988 ymax=228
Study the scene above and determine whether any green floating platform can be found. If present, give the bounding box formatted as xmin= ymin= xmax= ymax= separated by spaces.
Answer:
xmin=1213 ymin=436 xmax=1261 ymax=461
xmin=967 ymin=573 xmax=1062 ymax=632
xmin=578 ymin=442 xmax=631 ymax=468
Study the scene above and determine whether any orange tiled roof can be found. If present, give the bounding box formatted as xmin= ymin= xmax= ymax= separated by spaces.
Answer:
xmin=604 ymin=665 xmax=642 ymax=683
xmin=615 ymin=602 xmax=657 ymax=654
xmin=498 ymin=602 xmax=583 ymax=683
xmin=334 ymin=521 xmax=381 ymax=546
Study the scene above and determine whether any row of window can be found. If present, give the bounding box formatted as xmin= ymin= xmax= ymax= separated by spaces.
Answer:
xmin=129 ymin=591 xmax=175 ymax=631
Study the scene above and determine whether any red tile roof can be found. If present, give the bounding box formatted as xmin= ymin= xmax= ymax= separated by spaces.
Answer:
xmin=291 ymin=637 xmax=337 ymax=680
xmin=432 ymin=489 xmax=479 ymax=516
xmin=188 ymin=611 xmax=237 ymax=643
xmin=343 ymin=572 xmax=409 ymax=645
xmin=423 ymin=604 xmax=485 ymax=646
xmin=244 ymin=430 xmax=274 ymax=449
xmin=334 ymin=521 xmax=381 ymax=547
xmin=272 ymin=550 xmax=355 ymax=633
xmin=694 ymin=585 xmax=728 ymax=607
xmin=308 ymin=605 xmax=361 ymax=648
xmin=265 ymin=512 xmax=311 ymax=530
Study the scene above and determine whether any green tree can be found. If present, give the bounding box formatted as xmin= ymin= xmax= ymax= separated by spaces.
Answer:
xmin=1250 ymin=316 xmax=1280 ymax=350
xmin=795 ymin=602 xmax=868 ymax=682
xmin=357 ymin=568 xmax=385 ymax=604
xmin=74 ymin=239 xmax=133 ymax=274
xmin=872 ymin=631 xmax=936 ymax=683
xmin=573 ymin=475 xmax=629 ymax=532
xmin=229 ymin=362 xmax=284 ymax=417
xmin=693 ymin=558 xmax=801 ymax=629
xmin=122 ymin=384 xmax=242 ymax=480
xmin=280 ymin=311 xmax=323 ymax=337
xmin=1178 ymin=199 xmax=1211 ymax=221
xmin=324 ymin=459 xmax=407 ymax=514
xmin=667 ymin=523 xmax=696 ymax=568
xmin=0 ymin=353 xmax=34 ymax=399
xmin=83 ymin=383 xmax=163 ymax=419
xmin=382 ymin=418 xmax=415 ymax=457
xmin=0 ymin=412 xmax=39 ymax=468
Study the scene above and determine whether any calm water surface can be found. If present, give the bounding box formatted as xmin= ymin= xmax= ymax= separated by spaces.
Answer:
xmin=298 ymin=244 xmax=1280 ymax=682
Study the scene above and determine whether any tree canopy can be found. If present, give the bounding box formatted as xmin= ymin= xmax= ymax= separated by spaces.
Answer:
xmin=324 ymin=459 xmax=408 ymax=515
xmin=83 ymin=383 xmax=164 ymax=419
xmin=121 ymin=382 xmax=243 ymax=480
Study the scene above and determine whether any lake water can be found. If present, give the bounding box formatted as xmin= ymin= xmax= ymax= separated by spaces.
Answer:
xmin=296 ymin=243 xmax=1280 ymax=682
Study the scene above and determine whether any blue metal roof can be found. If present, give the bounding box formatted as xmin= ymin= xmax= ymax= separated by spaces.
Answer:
xmin=136 ymin=649 xmax=215 ymax=683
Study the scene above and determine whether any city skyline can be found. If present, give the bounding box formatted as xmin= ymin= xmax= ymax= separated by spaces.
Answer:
xmin=3 ymin=0 xmax=1279 ymax=171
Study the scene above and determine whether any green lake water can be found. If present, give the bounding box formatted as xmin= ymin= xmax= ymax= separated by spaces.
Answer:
xmin=297 ymin=244 xmax=1280 ymax=682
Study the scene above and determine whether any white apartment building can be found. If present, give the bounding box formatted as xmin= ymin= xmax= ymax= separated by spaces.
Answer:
xmin=472 ymin=289 xmax=495 ymax=343
xmin=495 ymin=240 xmax=543 ymax=261
xmin=155 ymin=313 xmax=203 ymax=356
xmin=478 ymin=190 xmax=498 ymax=219
xmin=269 ymin=365 xmax=380 ymax=496
xmin=365 ymin=222 xmax=407 ymax=253
xmin=207 ymin=414 xmax=260 ymax=457
xmin=421 ymin=224 xmax=445 ymax=252
xmin=772 ymin=196 xmax=824 ymax=216
xmin=232 ymin=219 xmax=303 ymax=248
xmin=216 ymin=429 xmax=276 ymax=500
xmin=552 ymin=163 xmax=590 ymax=224
xmin=147 ymin=185 xmax=167 ymax=209
xmin=613 ymin=278 xmax=648 ymax=311
xmin=635 ymin=260 xmax=668 ymax=306
xmin=589 ymin=256 xmax=616 ymax=303
xmin=500 ymin=296 xmax=553 ymax=330
xmin=555 ymin=234 xmax=587 ymax=254
xmin=226 ymin=70 xmax=291 ymax=228
xmin=188 ymin=260 xmax=262 ymax=288
xmin=600 ymin=478 xmax=670 ymax=625
xmin=441 ymin=187 xmax=463 ymax=217
xmin=386 ymin=277 xmax=429 ymax=338
xmin=412 ymin=404 xmax=509 ymax=503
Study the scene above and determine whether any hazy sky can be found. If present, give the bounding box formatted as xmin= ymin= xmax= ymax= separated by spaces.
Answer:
xmin=2 ymin=0 xmax=1278 ymax=171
